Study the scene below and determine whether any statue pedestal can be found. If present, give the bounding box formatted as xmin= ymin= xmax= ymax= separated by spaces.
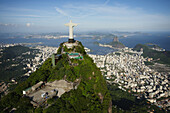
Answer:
xmin=63 ymin=40 xmax=78 ymax=49
xmin=68 ymin=39 xmax=75 ymax=43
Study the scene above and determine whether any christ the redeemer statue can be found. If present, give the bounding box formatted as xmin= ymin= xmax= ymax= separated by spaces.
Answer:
xmin=65 ymin=20 xmax=78 ymax=43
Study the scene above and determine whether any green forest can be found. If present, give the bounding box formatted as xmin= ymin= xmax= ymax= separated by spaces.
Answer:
xmin=0 ymin=45 xmax=37 ymax=82
xmin=107 ymin=84 xmax=164 ymax=113
xmin=133 ymin=44 xmax=170 ymax=65
xmin=0 ymin=43 xmax=111 ymax=113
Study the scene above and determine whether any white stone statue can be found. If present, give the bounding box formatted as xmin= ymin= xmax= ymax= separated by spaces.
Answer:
xmin=65 ymin=20 xmax=78 ymax=43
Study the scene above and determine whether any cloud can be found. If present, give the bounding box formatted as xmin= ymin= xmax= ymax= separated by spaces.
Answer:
xmin=55 ymin=2 xmax=136 ymax=19
xmin=1 ymin=7 xmax=42 ymax=13
xmin=57 ymin=3 xmax=170 ymax=30
xmin=55 ymin=7 xmax=69 ymax=17
xmin=0 ymin=23 xmax=16 ymax=26
xmin=2 ymin=14 xmax=50 ymax=18
xmin=17 ymin=15 xmax=48 ymax=18
xmin=62 ymin=3 xmax=139 ymax=18
xmin=104 ymin=0 xmax=110 ymax=5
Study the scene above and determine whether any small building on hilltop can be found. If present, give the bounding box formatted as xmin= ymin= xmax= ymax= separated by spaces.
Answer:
xmin=23 ymin=81 xmax=44 ymax=95
xmin=31 ymin=81 xmax=44 ymax=91
xmin=23 ymin=87 xmax=32 ymax=95
xmin=68 ymin=52 xmax=83 ymax=59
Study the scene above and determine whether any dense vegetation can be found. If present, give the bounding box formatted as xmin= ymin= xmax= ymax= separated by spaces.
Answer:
xmin=44 ymin=54 xmax=111 ymax=112
xmin=94 ymin=39 xmax=125 ymax=48
xmin=1 ymin=42 xmax=111 ymax=112
xmin=107 ymin=84 xmax=164 ymax=113
xmin=0 ymin=92 xmax=33 ymax=113
xmin=133 ymin=44 xmax=170 ymax=65
xmin=0 ymin=45 xmax=37 ymax=82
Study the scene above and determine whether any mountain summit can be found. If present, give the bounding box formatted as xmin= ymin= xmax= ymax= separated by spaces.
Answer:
xmin=0 ymin=21 xmax=112 ymax=113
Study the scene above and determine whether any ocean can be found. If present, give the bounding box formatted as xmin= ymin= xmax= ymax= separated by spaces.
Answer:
xmin=0 ymin=32 xmax=170 ymax=55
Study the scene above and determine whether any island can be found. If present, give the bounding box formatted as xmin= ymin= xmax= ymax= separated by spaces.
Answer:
xmin=108 ymin=36 xmax=125 ymax=48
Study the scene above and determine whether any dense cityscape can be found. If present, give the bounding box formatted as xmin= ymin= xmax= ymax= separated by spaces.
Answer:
xmin=89 ymin=47 xmax=169 ymax=109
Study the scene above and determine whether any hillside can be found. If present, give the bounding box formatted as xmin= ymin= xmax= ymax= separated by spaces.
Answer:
xmin=109 ymin=41 xmax=125 ymax=48
xmin=107 ymin=84 xmax=164 ymax=113
xmin=108 ymin=36 xmax=125 ymax=48
xmin=133 ymin=44 xmax=170 ymax=65
xmin=0 ymin=45 xmax=38 ymax=82
xmin=0 ymin=41 xmax=111 ymax=113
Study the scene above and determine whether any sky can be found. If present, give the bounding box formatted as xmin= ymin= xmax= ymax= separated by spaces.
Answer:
xmin=0 ymin=0 xmax=170 ymax=33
